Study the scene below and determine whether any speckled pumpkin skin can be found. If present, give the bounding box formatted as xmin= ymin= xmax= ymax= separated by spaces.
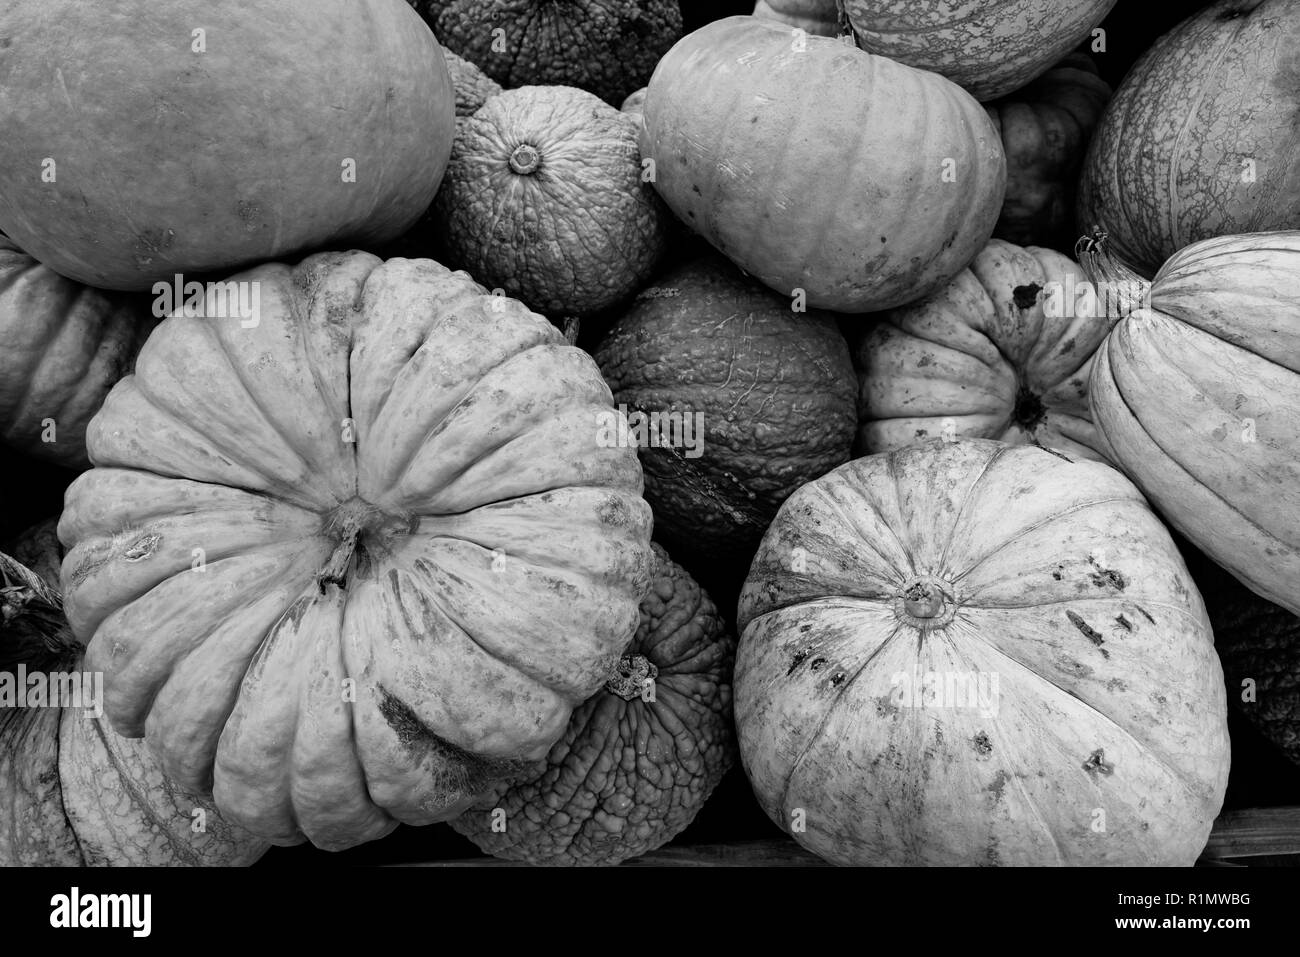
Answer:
xmin=855 ymin=240 xmax=1113 ymax=461
xmin=753 ymin=0 xmax=840 ymax=36
xmin=1088 ymin=232 xmax=1300 ymax=618
xmin=594 ymin=253 xmax=857 ymax=559
xmin=736 ymin=440 xmax=1230 ymax=866
xmin=450 ymin=544 xmax=735 ymax=865
xmin=1077 ymin=0 xmax=1300 ymax=277
xmin=842 ymin=0 xmax=1117 ymax=101
xmin=57 ymin=252 xmax=653 ymax=851
xmin=639 ymin=17 xmax=1005 ymax=313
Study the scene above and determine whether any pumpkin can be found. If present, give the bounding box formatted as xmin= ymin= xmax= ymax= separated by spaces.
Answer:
xmin=985 ymin=54 xmax=1111 ymax=251
xmin=409 ymin=0 xmax=683 ymax=106
xmin=57 ymin=250 xmax=655 ymax=851
xmin=0 ymin=0 xmax=454 ymax=290
xmin=840 ymin=0 xmax=1117 ymax=102
xmin=1 ymin=520 xmax=269 ymax=866
xmin=431 ymin=86 xmax=672 ymax=317
xmin=752 ymin=0 xmax=840 ymax=36
xmin=854 ymin=239 xmax=1113 ymax=461
xmin=1083 ymin=230 xmax=1300 ymax=618
xmin=444 ymin=49 xmax=504 ymax=117
xmin=621 ymin=88 xmax=648 ymax=118
xmin=594 ymin=252 xmax=857 ymax=560
xmin=450 ymin=544 xmax=736 ymax=865
xmin=0 ymin=236 xmax=156 ymax=469
xmin=1077 ymin=0 xmax=1300 ymax=277
xmin=736 ymin=439 xmax=1230 ymax=866
xmin=639 ymin=16 xmax=1005 ymax=313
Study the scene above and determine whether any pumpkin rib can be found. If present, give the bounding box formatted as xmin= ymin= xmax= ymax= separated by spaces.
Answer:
xmin=811 ymin=477 xmax=914 ymax=583
xmin=933 ymin=440 xmax=1011 ymax=573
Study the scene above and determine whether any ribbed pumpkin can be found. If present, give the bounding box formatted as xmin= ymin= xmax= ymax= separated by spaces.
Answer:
xmin=594 ymin=253 xmax=857 ymax=559
xmin=639 ymin=16 xmax=1005 ymax=313
xmin=1077 ymin=0 xmax=1300 ymax=277
xmin=450 ymin=544 xmax=736 ymax=865
xmin=0 ymin=236 xmax=156 ymax=469
xmin=855 ymin=239 xmax=1112 ymax=460
xmin=1084 ymin=231 xmax=1300 ymax=618
xmin=736 ymin=439 xmax=1230 ymax=866
xmin=57 ymin=251 xmax=654 ymax=851
xmin=841 ymin=0 xmax=1117 ymax=102
xmin=752 ymin=0 xmax=840 ymax=35
xmin=444 ymin=49 xmax=503 ymax=117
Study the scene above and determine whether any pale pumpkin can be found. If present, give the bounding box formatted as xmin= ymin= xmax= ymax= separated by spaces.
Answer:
xmin=639 ymin=16 xmax=1005 ymax=313
xmin=736 ymin=439 xmax=1230 ymax=866
xmin=58 ymin=251 xmax=654 ymax=851
xmin=752 ymin=0 xmax=840 ymax=36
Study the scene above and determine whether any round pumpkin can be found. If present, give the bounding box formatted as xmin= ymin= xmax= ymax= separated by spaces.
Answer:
xmin=57 ymin=251 xmax=654 ymax=852
xmin=854 ymin=239 xmax=1113 ymax=461
xmin=736 ymin=439 xmax=1230 ymax=866
xmin=0 ymin=236 xmax=156 ymax=469
xmin=1077 ymin=1 xmax=1300 ymax=277
xmin=450 ymin=544 xmax=736 ymax=865
xmin=594 ymin=252 xmax=857 ymax=560
xmin=752 ymin=0 xmax=840 ymax=36
xmin=1084 ymin=230 xmax=1300 ymax=618
xmin=841 ymin=0 xmax=1117 ymax=102
xmin=431 ymin=86 xmax=672 ymax=317
xmin=444 ymin=49 xmax=504 ymax=117
xmin=639 ymin=16 xmax=1005 ymax=313
xmin=0 ymin=0 xmax=455 ymax=290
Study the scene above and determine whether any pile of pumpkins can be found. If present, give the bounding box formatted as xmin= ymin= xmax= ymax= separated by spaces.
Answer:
xmin=1 ymin=0 xmax=1297 ymax=868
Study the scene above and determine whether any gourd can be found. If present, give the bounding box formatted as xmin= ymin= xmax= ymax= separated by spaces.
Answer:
xmin=752 ymin=0 xmax=840 ymax=36
xmin=444 ymin=49 xmax=503 ymax=117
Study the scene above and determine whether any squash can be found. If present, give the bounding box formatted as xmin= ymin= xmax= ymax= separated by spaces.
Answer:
xmin=985 ymin=54 xmax=1111 ymax=251
xmin=431 ymin=86 xmax=672 ymax=318
xmin=0 ymin=236 xmax=156 ymax=469
xmin=1077 ymin=1 xmax=1300 ymax=277
xmin=752 ymin=0 xmax=840 ymax=36
xmin=736 ymin=439 xmax=1230 ymax=866
xmin=854 ymin=239 xmax=1112 ymax=461
xmin=450 ymin=544 xmax=736 ymax=865
xmin=444 ymin=49 xmax=504 ymax=117
xmin=621 ymin=88 xmax=648 ymax=118
xmin=594 ymin=252 xmax=857 ymax=560
xmin=409 ymin=1 xmax=683 ymax=106
xmin=639 ymin=16 xmax=1005 ymax=313
xmin=57 ymin=250 xmax=655 ymax=851
xmin=0 ymin=0 xmax=455 ymax=290
xmin=841 ymin=0 xmax=1118 ymax=102
xmin=1082 ymin=230 xmax=1300 ymax=618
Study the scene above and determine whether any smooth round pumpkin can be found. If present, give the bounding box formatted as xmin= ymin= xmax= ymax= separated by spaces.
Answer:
xmin=841 ymin=0 xmax=1117 ymax=102
xmin=432 ymin=86 xmax=672 ymax=317
xmin=57 ymin=251 xmax=654 ymax=851
xmin=444 ymin=49 xmax=504 ymax=117
xmin=985 ymin=54 xmax=1111 ymax=251
xmin=594 ymin=253 xmax=857 ymax=559
xmin=0 ymin=236 xmax=156 ymax=469
xmin=0 ymin=0 xmax=455 ymax=290
xmin=736 ymin=439 xmax=1230 ymax=866
xmin=450 ymin=544 xmax=736 ymax=865
xmin=854 ymin=239 xmax=1112 ymax=461
xmin=752 ymin=0 xmax=840 ymax=36
xmin=639 ymin=16 xmax=1005 ymax=313
xmin=1084 ymin=230 xmax=1300 ymax=618
xmin=1077 ymin=1 xmax=1300 ymax=277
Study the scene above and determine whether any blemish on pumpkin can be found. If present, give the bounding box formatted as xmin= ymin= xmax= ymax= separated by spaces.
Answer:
xmin=986 ymin=770 xmax=1007 ymax=802
xmin=1088 ymin=555 xmax=1128 ymax=591
xmin=1012 ymin=283 xmax=1042 ymax=310
xmin=917 ymin=354 xmax=933 ymax=368
xmin=1136 ymin=606 xmax=1156 ymax=624
xmin=1082 ymin=749 xmax=1113 ymax=776
xmin=1106 ymin=678 xmax=1126 ymax=693
xmin=1115 ymin=614 xmax=1133 ymax=632
xmin=1066 ymin=611 xmax=1109 ymax=658
xmin=786 ymin=649 xmax=809 ymax=676
xmin=122 ymin=533 xmax=161 ymax=562
xmin=1051 ymin=565 xmax=1064 ymax=581
xmin=973 ymin=731 xmax=992 ymax=756
xmin=830 ymin=672 xmax=847 ymax=687
xmin=809 ymin=657 xmax=828 ymax=671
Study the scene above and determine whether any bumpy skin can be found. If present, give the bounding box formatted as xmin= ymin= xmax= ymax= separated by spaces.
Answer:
xmin=1077 ymin=0 xmax=1300 ymax=277
xmin=411 ymin=1 xmax=682 ymax=106
xmin=1087 ymin=232 xmax=1300 ymax=618
xmin=0 ymin=0 xmax=454 ymax=290
xmin=842 ymin=0 xmax=1117 ymax=101
xmin=985 ymin=55 xmax=1111 ymax=251
xmin=639 ymin=17 xmax=1005 ymax=314
xmin=856 ymin=240 xmax=1113 ymax=461
xmin=444 ymin=50 xmax=504 ymax=117
xmin=595 ymin=254 xmax=857 ymax=559
xmin=433 ymin=86 xmax=671 ymax=317
xmin=451 ymin=544 xmax=736 ymax=865
xmin=752 ymin=0 xmax=841 ymax=36
xmin=0 ymin=237 xmax=156 ymax=469
xmin=736 ymin=440 xmax=1230 ymax=866
xmin=57 ymin=252 xmax=654 ymax=851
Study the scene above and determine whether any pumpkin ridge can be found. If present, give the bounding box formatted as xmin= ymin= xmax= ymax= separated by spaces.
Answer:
xmin=933 ymin=442 xmax=1011 ymax=573
xmin=807 ymin=478 xmax=913 ymax=583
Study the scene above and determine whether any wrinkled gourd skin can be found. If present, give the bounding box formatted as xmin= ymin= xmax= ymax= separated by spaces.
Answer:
xmin=410 ymin=0 xmax=682 ymax=106
xmin=855 ymin=240 xmax=1113 ymax=461
xmin=443 ymin=50 xmax=504 ymax=118
xmin=985 ymin=55 xmax=1111 ymax=252
xmin=58 ymin=252 xmax=654 ymax=851
xmin=1077 ymin=0 xmax=1300 ymax=277
xmin=595 ymin=253 xmax=857 ymax=559
xmin=752 ymin=0 xmax=840 ymax=36
xmin=736 ymin=440 xmax=1230 ymax=866
xmin=451 ymin=544 xmax=736 ymax=865
xmin=433 ymin=86 xmax=671 ymax=318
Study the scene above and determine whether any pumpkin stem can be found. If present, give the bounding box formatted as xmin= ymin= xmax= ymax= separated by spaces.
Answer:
xmin=606 ymin=653 xmax=658 ymax=701
xmin=508 ymin=144 xmax=542 ymax=175
xmin=0 ymin=550 xmax=77 ymax=672
xmin=895 ymin=575 xmax=957 ymax=630
xmin=902 ymin=581 xmax=944 ymax=619
xmin=1075 ymin=227 xmax=1153 ymax=321
xmin=317 ymin=500 xmax=378 ymax=591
